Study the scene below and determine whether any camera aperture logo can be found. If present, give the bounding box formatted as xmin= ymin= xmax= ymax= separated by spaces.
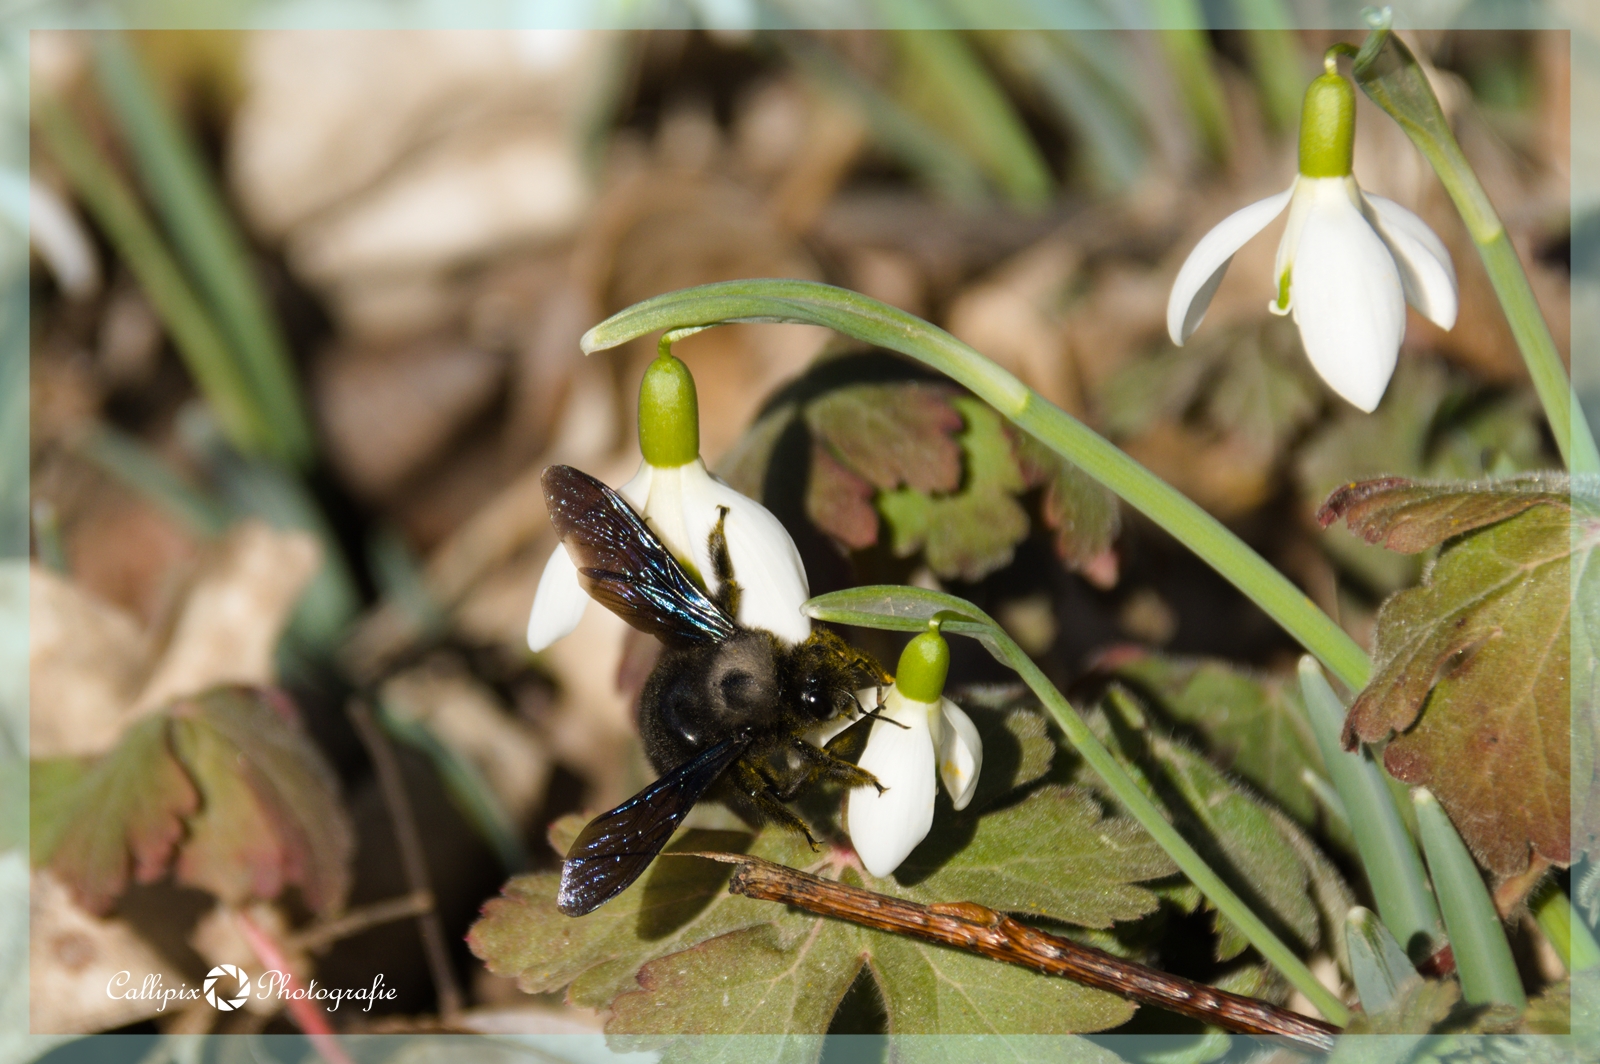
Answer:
xmin=203 ymin=965 xmax=250 ymax=1011
xmin=106 ymin=966 xmax=396 ymax=1013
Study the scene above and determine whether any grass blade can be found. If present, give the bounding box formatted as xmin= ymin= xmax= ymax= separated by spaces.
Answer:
xmin=1413 ymin=787 xmax=1526 ymax=1008
xmin=1299 ymin=657 xmax=1442 ymax=962
xmin=91 ymin=33 xmax=315 ymax=469
xmin=34 ymin=96 xmax=273 ymax=460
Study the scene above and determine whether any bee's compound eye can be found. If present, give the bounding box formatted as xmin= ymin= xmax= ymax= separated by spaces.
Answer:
xmin=798 ymin=674 xmax=831 ymax=718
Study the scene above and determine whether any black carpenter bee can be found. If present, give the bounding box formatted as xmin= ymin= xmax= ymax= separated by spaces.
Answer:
xmin=543 ymin=464 xmax=890 ymax=917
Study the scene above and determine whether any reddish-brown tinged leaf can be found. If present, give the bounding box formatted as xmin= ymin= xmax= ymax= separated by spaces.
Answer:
xmin=170 ymin=687 xmax=355 ymax=915
xmin=804 ymin=383 xmax=963 ymax=493
xmin=1317 ymin=474 xmax=1571 ymax=553
xmin=1012 ymin=427 xmax=1121 ymax=575
xmin=1325 ymin=478 xmax=1596 ymax=874
xmin=39 ymin=715 xmax=198 ymax=914
xmin=805 ymin=442 xmax=879 ymax=549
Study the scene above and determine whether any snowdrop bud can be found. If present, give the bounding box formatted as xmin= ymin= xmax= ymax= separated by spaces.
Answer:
xmin=638 ymin=352 xmax=699 ymax=468
xmin=894 ymin=624 xmax=950 ymax=704
xmin=1298 ymin=66 xmax=1356 ymax=179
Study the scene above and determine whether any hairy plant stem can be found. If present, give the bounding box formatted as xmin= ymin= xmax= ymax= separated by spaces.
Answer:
xmin=584 ymin=280 xmax=1371 ymax=691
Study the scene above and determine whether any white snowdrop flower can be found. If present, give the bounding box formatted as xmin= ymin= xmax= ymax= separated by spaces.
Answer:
xmin=1166 ymin=60 xmax=1456 ymax=413
xmin=845 ymin=626 xmax=983 ymax=878
xmin=526 ymin=353 xmax=811 ymax=651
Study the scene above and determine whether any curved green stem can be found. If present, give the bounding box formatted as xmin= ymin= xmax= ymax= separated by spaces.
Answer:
xmin=1351 ymin=22 xmax=1599 ymax=474
xmin=582 ymin=279 xmax=1371 ymax=690
xmin=805 ymin=584 xmax=1350 ymax=1025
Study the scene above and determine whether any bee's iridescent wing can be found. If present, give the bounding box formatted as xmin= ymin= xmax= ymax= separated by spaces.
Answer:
xmin=542 ymin=464 xmax=736 ymax=646
xmin=557 ymin=734 xmax=751 ymax=916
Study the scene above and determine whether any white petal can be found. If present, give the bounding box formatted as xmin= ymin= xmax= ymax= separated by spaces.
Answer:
xmin=936 ymin=699 xmax=983 ymax=811
xmin=847 ymin=691 xmax=937 ymax=878
xmin=1290 ymin=180 xmax=1406 ymax=413
xmin=1361 ymin=193 xmax=1458 ymax=330
xmin=676 ymin=460 xmax=812 ymax=644
xmin=526 ymin=544 xmax=587 ymax=651
xmin=1167 ymin=185 xmax=1295 ymax=345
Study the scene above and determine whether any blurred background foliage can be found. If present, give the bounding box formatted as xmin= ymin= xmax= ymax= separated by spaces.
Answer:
xmin=7 ymin=3 xmax=1592 ymax=1055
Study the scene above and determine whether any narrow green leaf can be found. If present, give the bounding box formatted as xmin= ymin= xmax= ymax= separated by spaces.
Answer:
xmin=781 ymin=35 xmax=990 ymax=206
xmin=1346 ymin=906 xmax=1421 ymax=1015
xmin=1233 ymin=0 xmax=1306 ymax=135
xmin=1146 ymin=0 xmax=1231 ymax=162
xmin=581 ymin=279 xmax=1370 ymax=691
xmin=77 ymin=425 xmax=231 ymax=537
xmin=378 ymin=702 xmax=527 ymax=872
xmin=1532 ymin=881 xmax=1600 ymax=973
xmin=980 ymin=30 xmax=1147 ymax=192
xmin=888 ymin=29 xmax=1054 ymax=208
xmin=1298 ymin=658 xmax=1442 ymax=962
xmin=1413 ymin=788 xmax=1526 ymax=1009
xmin=91 ymin=33 xmax=315 ymax=468
xmin=33 ymin=97 xmax=274 ymax=460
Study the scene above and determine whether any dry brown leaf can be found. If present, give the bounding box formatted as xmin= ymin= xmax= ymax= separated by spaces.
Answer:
xmin=29 ymin=564 xmax=150 ymax=759
xmin=945 ymin=234 xmax=1084 ymax=416
xmin=29 ymin=868 xmax=187 ymax=1034
xmin=315 ymin=336 xmax=505 ymax=498
xmin=132 ymin=522 xmax=319 ymax=715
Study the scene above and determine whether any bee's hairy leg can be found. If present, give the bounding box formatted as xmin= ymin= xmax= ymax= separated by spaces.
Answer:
xmin=707 ymin=505 xmax=742 ymax=617
xmin=731 ymin=759 xmax=819 ymax=849
xmin=783 ymin=739 xmax=886 ymax=796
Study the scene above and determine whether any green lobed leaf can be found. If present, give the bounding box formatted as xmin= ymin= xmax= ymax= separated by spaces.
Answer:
xmin=166 ymin=688 xmax=353 ymax=915
xmin=1316 ymin=473 xmax=1572 ymax=554
xmin=1324 ymin=477 xmax=1595 ymax=872
xmin=894 ymin=786 xmax=1176 ymax=929
xmin=1099 ymin=317 xmax=1319 ymax=458
xmin=32 ymin=687 xmax=353 ymax=917
xmin=878 ymin=397 xmax=1032 ymax=582
xmin=33 ymin=715 xmax=198 ymax=914
xmin=869 ymin=929 xmax=1133 ymax=1037
xmin=1087 ymin=695 xmax=1336 ymax=963
xmin=1010 ymin=428 xmax=1120 ymax=575
xmin=28 ymin=756 xmax=93 ymax=866
xmin=1110 ymin=654 xmax=1324 ymax=826
xmin=607 ymin=920 xmax=865 ymax=1050
xmin=470 ymin=823 xmax=807 ymax=1010
xmin=805 ymin=383 xmax=963 ymax=495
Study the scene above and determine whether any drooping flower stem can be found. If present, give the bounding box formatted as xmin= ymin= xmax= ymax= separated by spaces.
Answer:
xmin=1348 ymin=22 xmax=1600 ymax=473
xmin=804 ymin=584 xmax=1352 ymax=1025
xmin=587 ymin=281 xmax=1372 ymax=691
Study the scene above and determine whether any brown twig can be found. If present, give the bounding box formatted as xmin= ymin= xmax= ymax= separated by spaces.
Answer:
xmin=285 ymin=890 xmax=436 ymax=953
xmin=347 ymin=698 xmax=465 ymax=1020
xmin=707 ymin=853 xmax=1341 ymax=1053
